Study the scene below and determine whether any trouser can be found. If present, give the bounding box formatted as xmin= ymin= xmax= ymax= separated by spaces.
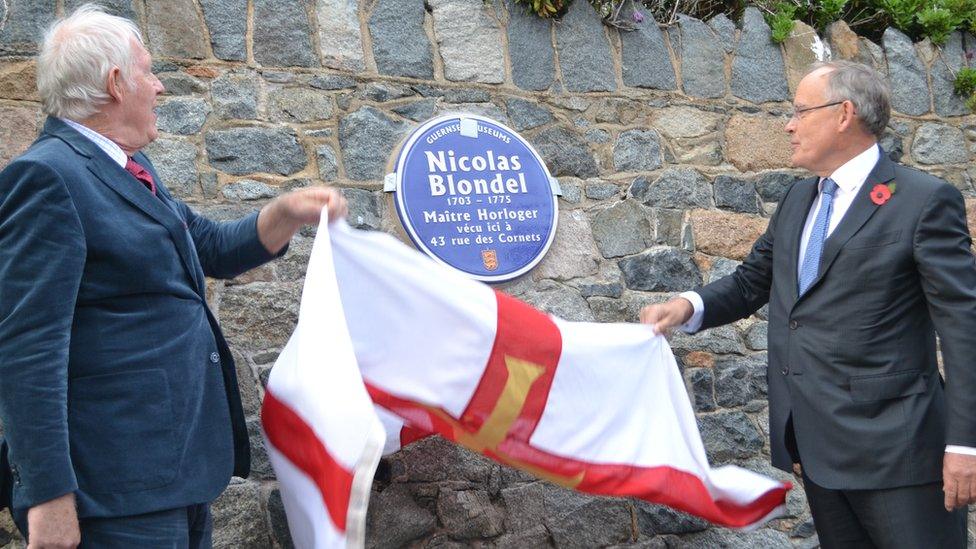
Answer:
xmin=802 ymin=472 xmax=967 ymax=549
xmin=15 ymin=502 xmax=212 ymax=548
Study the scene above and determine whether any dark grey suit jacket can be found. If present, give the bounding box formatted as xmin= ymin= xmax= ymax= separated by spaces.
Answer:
xmin=697 ymin=153 xmax=976 ymax=490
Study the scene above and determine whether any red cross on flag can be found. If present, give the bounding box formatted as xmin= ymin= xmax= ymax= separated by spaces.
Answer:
xmin=262 ymin=212 xmax=791 ymax=548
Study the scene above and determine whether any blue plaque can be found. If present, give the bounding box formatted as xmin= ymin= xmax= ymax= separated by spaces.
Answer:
xmin=389 ymin=115 xmax=559 ymax=282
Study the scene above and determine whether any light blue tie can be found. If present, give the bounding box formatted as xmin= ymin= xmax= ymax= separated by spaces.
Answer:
xmin=798 ymin=178 xmax=838 ymax=296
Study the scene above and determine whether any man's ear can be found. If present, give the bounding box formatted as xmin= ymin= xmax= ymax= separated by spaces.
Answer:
xmin=106 ymin=66 xmax=124 ymax=102
xmin=837 ymin=100 xmax=858 ymax=133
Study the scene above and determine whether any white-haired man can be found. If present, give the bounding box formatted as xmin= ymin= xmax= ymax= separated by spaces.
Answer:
xmin=642 ymin=61 xmax=976 ymax=547
xmin=0 ymin=4 xmax=346 ymax=547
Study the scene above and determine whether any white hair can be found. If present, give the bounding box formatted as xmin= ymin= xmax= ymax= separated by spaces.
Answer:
xmin=37 ymin=3 xmax=144 ymax=120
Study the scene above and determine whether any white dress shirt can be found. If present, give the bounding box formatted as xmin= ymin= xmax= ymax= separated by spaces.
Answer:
xmin=61 ymin=118 xmax=128 ymax=169
xmin=677 ymin=143 xmax=976 ymax=456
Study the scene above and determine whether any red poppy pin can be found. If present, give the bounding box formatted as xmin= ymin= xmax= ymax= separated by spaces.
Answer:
xmin=870 ymin=182 xmax=896 ymax=205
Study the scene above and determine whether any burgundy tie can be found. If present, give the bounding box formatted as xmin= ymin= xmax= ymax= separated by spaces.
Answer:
xmin=125 ymin=157 xmax=157 ymax=196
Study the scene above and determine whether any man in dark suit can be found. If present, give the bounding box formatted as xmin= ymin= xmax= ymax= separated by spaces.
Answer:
xmin=0 ymin=5 xmax=347 ymax=547
xmin=641 ymin=61 xmax=976 ymax=547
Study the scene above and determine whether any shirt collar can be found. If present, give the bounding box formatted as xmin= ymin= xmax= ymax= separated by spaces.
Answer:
xmin=823 ymin=143 xmax=880 ymax=193
xmin=60 ymin=118 xmax=128 ymax=169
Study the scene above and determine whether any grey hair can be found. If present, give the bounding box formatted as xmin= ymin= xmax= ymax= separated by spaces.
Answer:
xmin=805 ymin=60 xmax=890 ymax=138
xmin=37 ymin=3 xmax=144 ymax=120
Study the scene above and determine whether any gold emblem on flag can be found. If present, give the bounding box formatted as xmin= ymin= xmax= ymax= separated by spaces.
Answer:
xmin=481 ymin=249 xmax=498 ymax=271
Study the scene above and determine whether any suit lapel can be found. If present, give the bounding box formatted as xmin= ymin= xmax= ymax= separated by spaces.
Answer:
xmin=799 ymin=155 xmax=895 ymax=298
xmin=86 ymin=158 xmax=204 ymax=292
xmin=786 ymin=178 xmax=819 ymax=304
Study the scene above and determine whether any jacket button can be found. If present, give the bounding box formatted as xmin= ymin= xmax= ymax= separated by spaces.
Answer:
xmin=210 ymin=352 xmax=220 ymax=364
xmin=789 ymin=320 xmax=798 ymax=329
xmin=782 ymin=366 xmax=790 ymax=375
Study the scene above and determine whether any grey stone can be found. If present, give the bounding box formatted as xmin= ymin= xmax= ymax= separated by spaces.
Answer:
xmin=316 ymin=0 xmax=365 ymax=71
xmin=309 ymin=74 xmax=357 ymax=90
xmin=369 ymin=0 xmax=434 ymax=78
xmin=0 ymin=0 xmax=55 ymax=55
xmin=434 ymin=101 xmax=507 ymax=124
xmin=156 ymin=98 xmax=210 ymax=135
xmin=574 ymin=262 xmax=625 ymax=298
xmin=360 ymin=82 xmax=413 ymax=103
xmin=676 ymin=528 xmax=791 ymax=548
xmin=698 ymin=411 xmax=763 ymax=463
xmin=493 ymin=525 xmax=551 ymax=548
xmin=389 ymin=436 xmax=493 ymax=483
xmin=519 ymin=280 xmax=594 ymax=321
xmin=245 ymin=417 xmax=273 ymax=480
xmin=559 ymin=179 xmax=582 ymax=204
xmin=211 ymin=482 xmax=273 ymax=547
xmin=585 ymin=182 xmax=619 ymax=200
xmin=200 ymin=0 xmax=247 ymax=60
xmin=634 ymin=501 xmax=709 ymax=536
xmin=443 ymin=88 xmax=491 ymax=103
xmin=533 ymin=209 xmax=601 ymax=281
xmin=880 ymin=128 xmax=904 ymax=162
xmin=586 ymin=129 xmax=611 ymax=143
xmin=430 ymin=0 xmax=505 ymax=84
xmin=591 ymin=200 xmax=653 ymax=258
xmin=505 ymin=97 xmax=553 ymax=131
xmin=531 ymin=126 xmax=598 ymax=178
xmin=883 ymin=28 xmax=929 ymax=116
xmin=714 ymin=175 xmax=759 ymax=214
xmin=587 ymin=292 xmax=666 ymax=323
xmin=619 ymin=247 xmax=701 ymax=291
xmin=499 ymin=481 xmax=547 ymax=533
xmin=731 ymin=7 xmax=789 ymax=103
xmin=614 ymin=129 xmax=663 ymax=172
xmin=708 ymin=13 xmax=736 ymax=53
xmin=671 ymin=324 xmax=744 ymax=355
xmin=212 ymin=72 xmax=259 ymax=120
xmin=745 ymin=321 xmax=767 ymax=350
xmin=65 ymin=0 xmax=135 ymax=18
xmin=342 ymin=188 xmax=385 ymax=230
xmin=714 ymin=352 xmax=768 ymax=408
xmin=436 ymin=490 xmax=504 ymax=539
xmin=671 ymin=15 xmax=725 ymax=99
xmin=506 ymin=0 xmax=555 ymax=90
xmin=262 ymin=71 xmax=297 ymax=84
xmin=793 ymin=518 xmax=817 ymax=538
xmin=931 ymin=32 xmax=968 ymax=116
xmin=267 ymin=490 xmax=295 ymax=549
xmin=206 ymin=127 xmax=307 ymax=176
xmin=620 ymin=9 xmax=677 ymax=90
xmin=158 ymin=73 xmax=207 ymax=96
xmin=200 ymin=173 xmax=218 ymax=199
xmin=392 ymin=99 xmax=438 ymax=122
xmin=143 ymin=139 xmax=198 ymax=198
xmin=222 ymin=179 xmax=278 ymax=200
xmin=253 ymin=0 xmax=318 ymax=67
xmin=685 ymin=367 xmax=716 ymax=413
xmin=220 ymin=281 xmax=301 ymax=349
xmin=269 ymin=88 xmax=335 ymax=123
xmin=305 ymin=129 xmax=333 ymax=138
xmin=756 ymin=172 xmax=801 ymax=203
xmin=339 ymin=106 xmax=410 ymax=180
xmin=555 ymin=0 xmax=616 ymax=92
xmin=145 ymin=0 xmax=209 ymax=59
xmin=543 ymin=486 xmax=633 ymax=548
xmin=633 ymin=169 xmax=712 ymax=209
xmin=653 ymin=208 xmax=684 ymax=246
xmin=316 ymin=145 xmax=338 ymax=181
xmin=366 ymin=484 xmax=437 ymax=548
xmin=912 ymin=123 xmax=968 ymax=165
xmin=707 ymin=257 xmax=740 ymax=282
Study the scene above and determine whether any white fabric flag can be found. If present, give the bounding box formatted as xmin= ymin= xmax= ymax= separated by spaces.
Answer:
xmin=263 ymin=212 xmax=791 ymax=548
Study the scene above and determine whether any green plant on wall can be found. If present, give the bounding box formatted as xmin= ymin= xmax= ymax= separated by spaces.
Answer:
xmin=513 ymin=0 xmax=568 ymax=17
xmin=767 ymin=2 xmax=799 ymax=42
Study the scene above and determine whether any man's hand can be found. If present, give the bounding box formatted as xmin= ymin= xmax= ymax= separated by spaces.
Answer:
xmin=639 ymin=297 xmax=694 ymax=336
xmin=257 ymin=186 xmax=349 ymax=254
xmin=943 ymin=451 xmax=976 ymax=511
xmin=27 ymin=493 xmax=80 ymax=549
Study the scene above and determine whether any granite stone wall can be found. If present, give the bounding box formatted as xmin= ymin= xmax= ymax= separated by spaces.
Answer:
xmin=0 ymin=0 xmax=974 ymax=547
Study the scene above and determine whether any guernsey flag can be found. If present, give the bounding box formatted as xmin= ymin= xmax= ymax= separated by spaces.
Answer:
xmin=262 ymin=212 xmax=791 ymax=548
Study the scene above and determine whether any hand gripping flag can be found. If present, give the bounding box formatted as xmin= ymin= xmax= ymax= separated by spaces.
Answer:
xmin=263 ymin=211 xmax=791 ymax=548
